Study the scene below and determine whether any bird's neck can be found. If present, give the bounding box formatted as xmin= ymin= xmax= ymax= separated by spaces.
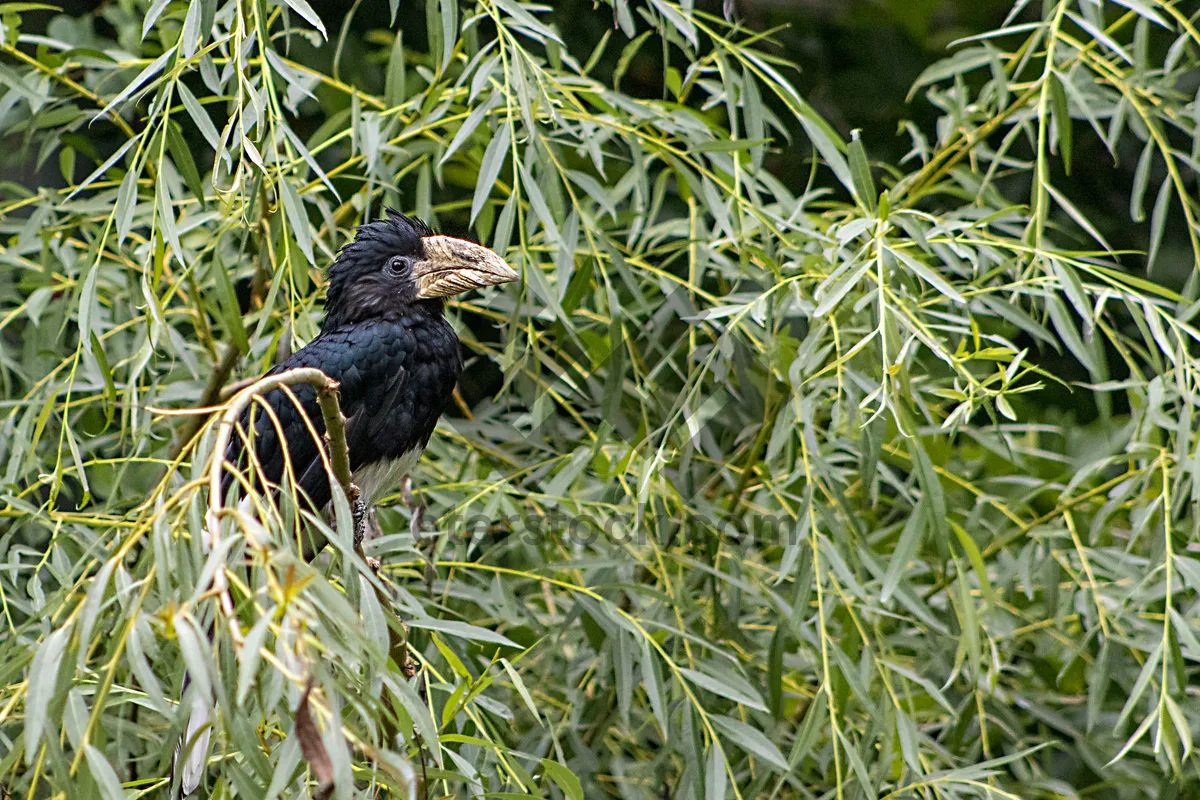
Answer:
xmin=321 ymin=295 xmax=445 ymax=332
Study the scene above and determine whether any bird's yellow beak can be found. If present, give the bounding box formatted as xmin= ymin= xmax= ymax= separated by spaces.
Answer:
xmin=413 ymin=236 xmax=519 ymax=299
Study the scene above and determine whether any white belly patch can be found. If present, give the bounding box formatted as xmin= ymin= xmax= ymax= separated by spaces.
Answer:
xmin=352 ymin=448 xmax=421 ymax=507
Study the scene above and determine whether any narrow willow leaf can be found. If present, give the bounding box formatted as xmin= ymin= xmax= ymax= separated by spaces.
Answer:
xmin=97 ymin=48 xmax=173 ymax=119
xmin=210 ymin=255 xmax=249 ymax=354
xmin=264 ymin=734 xmax=301 ymax=800
xmin=1115 ymin=640 xmax=1163 ymax=731
xmin=1044 ymin=182 xmax=1110 ymax=251
xmin=500 ymin=658 xmax=540 ymax=724
xmin=441 ymin=94 xmax=499 ymax=167
xmin=648 ymin=0 xmax=698 ymax=48
xmin=517 ymin=160 xmax=560 ymax=242
xmin=84 ymin=745 xmax=126 ymax=800
xmin=889 ymin=246 xmax=964 ymax=304
xmin=180 ymin=0 xmax=201 ymax=59
xmin=1165 ymin=694 xmax=1192 ymax=760
xmin=358 ymin=576 xmax=388 ymax=666
xmin=813 ymin=257 xmax=872 ymax=317
xmin=438 ymin=0 xmax=457 ymax=71
xmin=541 ymin=759 xmax=583 ymax=800
xmin=767 ymin=624 xmax=785 ymax=720
xmin=1110 ymin=0 xmax=1168 ymax=27
xmin=1108 ymin=708 xmax=1159 ymax=766
xmin=264 ymin=48 xmax=316 ymax=103
xmin=1147 ymin=177 xmax=1171 ymax=272
xmin=471 ymin=121 xmax=509 ymax=224
xmin=25 ymin=626 xmax=68 ymax=764
xmin=76 ymin=558 xmax=116 ymax=664
xmin=951 ymin=520 xmax=997 ymax=606
xmin=705 ymin=739 xmax=727 ymax=799
xmin=1131 ymin=139 xmax=1153 ymax=222
xmin=115 ymin=164 xmax=138 ymax=243
xmin=907 ymin=439 xmax=948 ymax=541
xmin=282 ymin=0 xmax=327 ymax=38
xmin=640 ymin=638 xmax=667 ymax=740
xmin=279 ymin=179 xmax=314 ymax=265
xmin=237 ymin=613 xmax=272 ymax=704
xmin=142 ymin=0 xmax=170 ymax=39
xmin=1048 ymin=71 xmax=1072 ymax=172
xmin=88 ymin=332 xmax=117 ymax=426
xmin=384 ymin=675 xmax=441 ymax=766
xmin=166 ymin=119 xmax=206 ymax=208
xmin=711 ymin=714 xmax=788 ymax=769
xmin=679 ymin=667 xmax=768 ymax=711
xmin=796 ymin=113 xmax=853 ymax=198
xmin=408 ymin=618 xmax=518 ymax=647
xmin=881 ymin=499 xmax=926 ymax=603
xmin=384 ymin=32 xmax=405 ymax=107
xmin=127 ymin=618 xmax=169 ymax=714
xmin=66 ymin=134 xmax=136 ymax=199
xmin=848 ymin=130 xmax=876 ymax=212
xmin=614 ymin=31 xmax=653 ymax=88
xmin=910 ymin=47 xmax=993 ymax=94
xmin=174 ymin=612 xmax=212 ymax=700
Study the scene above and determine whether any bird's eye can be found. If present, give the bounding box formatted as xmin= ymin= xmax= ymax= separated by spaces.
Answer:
xmin=385 ymin=255 xmax=411 ymax=277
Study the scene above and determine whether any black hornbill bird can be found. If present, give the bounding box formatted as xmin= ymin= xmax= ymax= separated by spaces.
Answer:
xmin=173 ymin=210 xmax=518 ymax=795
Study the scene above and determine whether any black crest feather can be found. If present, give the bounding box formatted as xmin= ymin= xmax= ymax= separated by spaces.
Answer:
xmin=324 ymin=209 xmax=433 ymax=328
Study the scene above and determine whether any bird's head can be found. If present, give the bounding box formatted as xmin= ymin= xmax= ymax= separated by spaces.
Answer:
xmin=323 ymin=209 xmax=518 ymax=330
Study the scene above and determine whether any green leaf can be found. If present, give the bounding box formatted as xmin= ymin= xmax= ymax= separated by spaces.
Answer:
xmin=1147 ymin=177 xmax=1171 ymax=272
xmin=711 ymin=714 xmax=788 ymax=770
xmin=540 ymin=759 xmax=583 ymax=800
xmin=848 ymin=130 xmax=876 ymax=212
xmin=705 ymin=739 xmax=727 ymax=799
xmin=210 ymin=254 xmax=249 ymax=354
xmin=279 ymin=179 xmax=314 ymax=265
xmin=384 ymin=674 xmax=442 ymax=767
xmin=141 ymin=0 xmax=170 ymax=39
xmin=1114 ymin=641 xmax=1162 ymax=731
xmin=115 ymin=164 xmax=138 ymax=243
xmin=88 ymin=332 xmax=117 ymax=425
xmin=237 ymin=613 xmax=272 ymax=704
xmin=472 ymin=121 xmax=510 ymax=225
xmin=1048 ymin=71 xmax=1072 ymax=173
xmin=166 ymin=119 xmax=206 ymax=208
xmin=281 ymin=0 xmax=327 ymax=38
xmin=84 ymin=745 xmax=126 ymax=800
xmin=679 ymin=667 xmax=768 ymax=712
xmin=437 ymin=0 xmax=457 ymax=71
xmin=888 ymin=245 xmax=964 ymax=304
xmin=180 ymin=0 xmax=202 ymax=59
xmin=25 ymin=626 xmax=68 ymax=764
xmin=881 ymin=498 xmax=926 ymax=604
xmin=408 ymin=618 xmax=518 ymax=648
xmin=950 ymin=520 xmax=997 ymax=607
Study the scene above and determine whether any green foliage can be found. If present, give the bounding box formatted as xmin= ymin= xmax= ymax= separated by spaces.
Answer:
xmin=1 ymin=1 xmax=1200 ymax=798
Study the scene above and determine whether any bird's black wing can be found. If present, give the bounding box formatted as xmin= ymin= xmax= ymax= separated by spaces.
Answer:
xmin=225 ymin=320 xmax=415 ymax=512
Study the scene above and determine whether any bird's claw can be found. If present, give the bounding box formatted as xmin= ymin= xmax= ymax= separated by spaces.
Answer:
xmin=351 ymin=491 xmax=367 ymax=550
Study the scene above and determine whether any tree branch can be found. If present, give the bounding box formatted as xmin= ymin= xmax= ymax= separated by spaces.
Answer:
xmin=205 ymin=367 xmax=349 ymax=646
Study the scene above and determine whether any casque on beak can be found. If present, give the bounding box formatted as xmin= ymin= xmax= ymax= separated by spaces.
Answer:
xmin=413 ymin=236 xmax=519 ymax=299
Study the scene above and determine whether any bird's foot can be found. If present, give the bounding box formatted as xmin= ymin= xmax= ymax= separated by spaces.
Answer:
xmin=351 ymin=490 xmax=367 ymax=550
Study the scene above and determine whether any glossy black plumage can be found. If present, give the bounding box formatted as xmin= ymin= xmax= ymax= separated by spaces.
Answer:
xmin=223 ymin=211 xmax=461 ymax=513
xmin=233 ymin=313 xmax=461 ymax=512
